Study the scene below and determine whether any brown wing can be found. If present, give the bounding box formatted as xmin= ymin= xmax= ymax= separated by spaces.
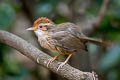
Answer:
xmin=50 ymin=22 xmax=109 ymax=47
xmin=51 ymin=31 xmax=87 ymax=52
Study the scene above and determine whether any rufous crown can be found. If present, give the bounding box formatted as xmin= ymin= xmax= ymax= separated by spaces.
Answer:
xmin=33 ymin=17 xmax=53 ymax=27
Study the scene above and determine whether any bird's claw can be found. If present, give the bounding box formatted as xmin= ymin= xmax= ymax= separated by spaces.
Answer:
xmin=47 ymin=59 xmax=51 ymax=67
xmin=37 ymin=57 xmax=40 ymax=63
xmin=46 ymin=58 xmax=55 ymax=67
xmin=57 ymin=62 xmax=66 ymax=71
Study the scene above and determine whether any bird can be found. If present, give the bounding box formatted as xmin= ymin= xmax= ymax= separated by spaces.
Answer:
xmin=26 ymin=17 xmax=109 ymax=71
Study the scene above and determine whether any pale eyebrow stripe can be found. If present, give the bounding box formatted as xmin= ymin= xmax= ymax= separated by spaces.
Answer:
xmin=39 ymin=23 xmax=53 ymax=26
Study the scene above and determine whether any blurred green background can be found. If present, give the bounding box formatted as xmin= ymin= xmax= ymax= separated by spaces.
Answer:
xmin=0 ymin=0 xmax=120 ymax=80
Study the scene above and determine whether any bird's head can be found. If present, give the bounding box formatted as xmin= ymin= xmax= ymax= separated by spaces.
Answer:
xmin=26 ymin=17 xmax=55 ymax=31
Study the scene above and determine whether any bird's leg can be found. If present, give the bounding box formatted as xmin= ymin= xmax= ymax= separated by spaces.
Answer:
xmin=47 ymin=54 xmax=61 ymax=67
xmin=57 ymin=54 xmax=72 ymax=71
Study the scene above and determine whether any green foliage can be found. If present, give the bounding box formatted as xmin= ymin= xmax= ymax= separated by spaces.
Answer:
xmin=99 ymin=45 xmax=120 ymax=72
xmin=35 ymin=0 xmax=59 ymax=18
xmin=35 ymin=2 xmax=53 ymax=17
xmin=0 ymin=3 xmax=16 ymax=30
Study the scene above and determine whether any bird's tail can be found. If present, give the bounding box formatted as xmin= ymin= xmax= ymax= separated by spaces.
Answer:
xmin=80 ymin=37 xmax=112 ymax=47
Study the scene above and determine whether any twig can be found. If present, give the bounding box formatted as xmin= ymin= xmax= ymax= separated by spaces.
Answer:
xmin=93 ymin=0 xmax=109 ymax=28
xmin=0 ymin=30 xmax=97 ymax=80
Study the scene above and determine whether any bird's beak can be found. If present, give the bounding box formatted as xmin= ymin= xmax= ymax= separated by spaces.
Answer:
xmin=26 ymin=27 xmax=33 ymax=31
xmin=26 ymin=27 xmax=38 ymax=31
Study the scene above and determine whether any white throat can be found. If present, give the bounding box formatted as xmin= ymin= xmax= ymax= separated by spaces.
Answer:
xmin=34 ymin=30 xmax=45 ymax=37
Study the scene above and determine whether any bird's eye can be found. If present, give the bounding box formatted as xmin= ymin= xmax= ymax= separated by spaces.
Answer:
xmin=39 ymin=26 xmax=42 ymax=28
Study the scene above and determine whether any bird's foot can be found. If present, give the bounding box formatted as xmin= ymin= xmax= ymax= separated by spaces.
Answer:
xmin=46 ymin=57 xmax=57 ymax=67
xmin=57 ymin=62 xmax=66 ymax=71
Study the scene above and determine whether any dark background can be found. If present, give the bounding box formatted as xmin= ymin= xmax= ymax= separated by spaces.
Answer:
xmin=0 ymin=0 xmax=120 ymax=80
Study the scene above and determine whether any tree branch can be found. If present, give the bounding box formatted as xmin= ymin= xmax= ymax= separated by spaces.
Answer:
xmin=0 ymin=30 xmax=97 ymax=80
xmin=87 ymin=0 xmax=109 ymax=36
xmin=93 ymin=0 xmax=109 ymax=28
